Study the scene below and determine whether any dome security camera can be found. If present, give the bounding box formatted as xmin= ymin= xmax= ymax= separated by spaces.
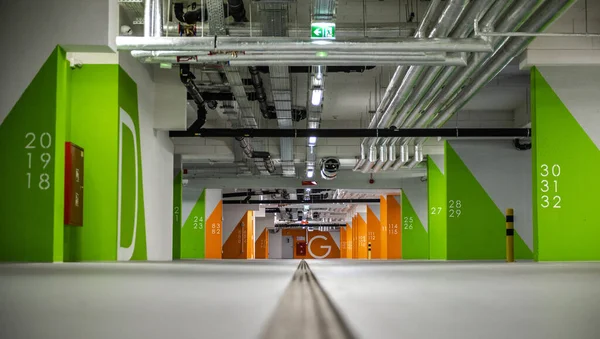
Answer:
xmin=120 ymin=25 xmax=133 ymax=36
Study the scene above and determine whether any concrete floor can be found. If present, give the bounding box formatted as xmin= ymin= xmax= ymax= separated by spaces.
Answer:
xmin=309 ymin=260 xmax=600 ymax=339
xmin=1 ymin=261 xmax=599 ymax=339
xmin=0 ymin=260 xmax=299 ymax=339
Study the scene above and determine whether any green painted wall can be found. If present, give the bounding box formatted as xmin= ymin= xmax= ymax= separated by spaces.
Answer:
xmin=428 ymin=157 xmax=447 ymax=260
xmin=532 ymin=68 xmax=600 ymax=261
xmin=63 ymin=64 xmax=120 ymax=262
xmin=0 ymin=47 xmax=150 ymax=262
xmin=0 ymin=48 xmax=62 ymax=262
xmin=181 ymin=190 xmax=206 ymax=259
xmin=118 ymin=68 xmax=147 ymax=261
xmin=446 ymin=143 xmax=532 ymax=260
xmin=173 ymin=171 xmax=182 ymax=259
xmin=401 ymin=194 xmax=429 ymax=259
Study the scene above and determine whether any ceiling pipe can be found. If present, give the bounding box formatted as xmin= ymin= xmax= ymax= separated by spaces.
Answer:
xmin=163 ymin=22 xmax=418 ymax=38
xmin=116 ymin=36 xmax=493 ymax=53
xmin=144 ymin=0 xmax=155 ymax=37
xmin=390 ymin=0 xmax=542 ymax=171
xmin=169 ymin=128 xmax=531 ymax=138
xmin=357 ymin=0 xmax=469 ymax=173
xmin=381 ymin=0 xmax=496 ymax=142
xmin=380 ymin=0 xmax=503 ymax=171
xmin=377 ymin=0 xmax=497 ymax=172
xmin=404 ymin=0 xmax=543 ymax=142
xmin=423 ymin=0 xmax=576 ymax=137
xmin=135 ymin=54 xmax=468 ymax=66
xmin=353 ymin=0 xmax=439 ymax=172
xmin=248 ymin=66 xmax=276 ymax=120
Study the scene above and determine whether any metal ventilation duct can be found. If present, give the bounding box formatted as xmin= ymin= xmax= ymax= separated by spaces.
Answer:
xmin=260 ymin=2 xmax=296 ymax=177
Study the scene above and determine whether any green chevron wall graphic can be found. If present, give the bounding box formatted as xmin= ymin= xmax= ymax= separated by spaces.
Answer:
xmin=1 ymin=46 xmax=148 ymax=262
xmin=401 ymin=194 xmax=429 ymax=259
xmin=173 ymin=171 xmax=182 ymax=260
xmin=0 ymin=48 xmax=63 ymax=262
xmin=532 ymin=68 xmax=600 ymax=261
xmin=182 ymin=190 xmax=206 ymax=259
xmin=428 ymin=157 xmax=447 ymax=260
xmin=446 ymin=143 xmax=532 ymax=260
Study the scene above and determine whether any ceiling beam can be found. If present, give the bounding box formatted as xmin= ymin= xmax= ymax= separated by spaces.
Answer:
xmin=170 ymin=128 xmax=531 ymax=138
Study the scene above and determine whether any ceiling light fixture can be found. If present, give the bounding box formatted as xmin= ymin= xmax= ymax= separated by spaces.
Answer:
xmin=311 ymin=88 xmax=323 ymax=106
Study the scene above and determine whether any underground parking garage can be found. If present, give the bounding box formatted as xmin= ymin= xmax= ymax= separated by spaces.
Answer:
xmin=1 ymin=0 xmax=600 ymax=338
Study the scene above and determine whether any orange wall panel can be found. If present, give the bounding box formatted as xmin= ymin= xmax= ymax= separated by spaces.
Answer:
xmin=387 ymin=195 xmax=402 ymax=259
xmin=307 ymin=230 xmax=340 ymax=259
xmin=367 ymin=205 xmax=381 ymax=259
xmin=380 ymin=196 xmax=388 ymax=260
xmin=357 ymin=213 xmax=368 ymax=259
xmin=340 ymin=227 xmax=346 ymax=258
xmin=346 ymin=224 xmax=353 ymax=259
xmin=255 ymin=227 xmax=268 ymax=259
xmin=223 ymin=211 xmax=253 ymax=259
xmin=205 ymin=200 xmax=223 ymax=259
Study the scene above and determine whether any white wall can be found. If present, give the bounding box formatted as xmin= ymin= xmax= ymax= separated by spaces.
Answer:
xmin=449 ymin=140 xmax=533 ymax=249
xmin=537 ymin=66 xmax=600 ymax=149
xmin=402 ymin=177 xmax=428 ymax=231
xmin=255 ymin=216 xmax=274 ymax=241
xmin=268 ymin=230 xmax=283 ymax=259
xmin=120 ymin=52 xmax=175 ymax=261
xmin=222 ymin=204 xmax=261 ymax=244
xmin=0 ymin=0 xmax=118 ymax=124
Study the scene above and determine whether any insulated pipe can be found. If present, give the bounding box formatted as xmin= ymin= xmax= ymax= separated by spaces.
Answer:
xmin=162 ymin=22 xmax=417 ymax=38
xmin=378 ymin=0 xmax=503 ymax=171
xmin=387 ymin=0 xmax=515 ymax=151
xmin=116 ymin=36 xmax=493 ymax=52
xmin=138 ymin=55 xmax=468 ymax=66
xmin=144 ymin=0 xmax=156 ymax=37
xmin=370 ymin=0 xmax=441 ymax=125
xmin=366 ymin=0 xmax=470 ymax=148
xmin=353 ymin=143 xmax=367 ymax=171
xmin=404 ymin=145 xmax=424 ymax=169
xmin=131 ymin=50 xmax=436 ymax=57
xmin=371 ymin=144 xmax=388 ymax=173
xmin=424 ymin=0 xmax=576 ymax=135
xmin=153 ymin=0 xmax=163 ymax=37
xmin=408 ymin=0 xmax=542 ymax=135
xmin=360 ymin=146 xmax=378 ymax=173
xmin=390 ymin=144 xmax=410 ymax=170
xmin=389 ymin=0 xmax=496 ymax=131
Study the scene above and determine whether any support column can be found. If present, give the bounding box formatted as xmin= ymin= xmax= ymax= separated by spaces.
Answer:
xmin=255 ymin=214 xmax=273 ymax=259
xmin=401 ymin=179 xmax=429 ymax=259
xmin=172 ymin=155 xmax=182 ymax=260
xmin=356 ymin=205 xmax=368 ymax=259
xmin=531 ymin=66 xmax=600 ymax=261
xmin=428 ymin=154 xmax=447 ymax=260
xmin=386 ymin=195 xmax=402 ymax=259
xmin=367 ymin=204 xmax=383 ymax=259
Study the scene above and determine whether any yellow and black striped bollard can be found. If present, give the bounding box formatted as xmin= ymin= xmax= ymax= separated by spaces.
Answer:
xmin=506 ymin=208 xmax=514 ymax=263
xmin=368 ymin=242 xmax=372 ymax=260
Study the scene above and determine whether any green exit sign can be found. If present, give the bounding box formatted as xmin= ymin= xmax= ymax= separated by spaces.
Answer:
xmin=311 ymin=22 xmax=336 ymax=40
